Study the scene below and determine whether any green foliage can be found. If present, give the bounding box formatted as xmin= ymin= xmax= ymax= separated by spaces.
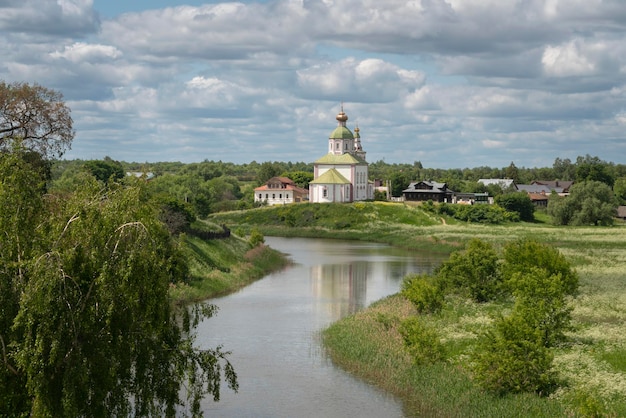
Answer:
xmin=282 ymin=170 xmax=314 ymax=189
xmin=256 ymin=161 xmax=282 ymax=185
xmin=399 ymin=317 xmax=446 ymax=365
xmin=401 ymin=274 xmax=444 ymax=313
xmin=83 ymin=156 xmax=125 ymax=184
xmin=501 ymin=239 xmax=579 ymax=297
xmin=575 ymin=154 xmax=615 ymax=187
xmin=472 ymin=313 xmax=557 ymax=395
xmin=508 ymin=269 xmax=574 ymax=347
xmin=548 ymin=181 xmax=617 ymax=226
xmin=249 ymin=228 xmax=265 ymax=247
xmin=436 ymin=239 xmax=502 ymax=302
xmin=436 ymin=202 xmax=519 ymax=223
xmin=495 ymin=192 xmax=535 ymax=222
xmin=0 ymin=148 xmax=46 ymax=414
xmin=0 ymin=159 xmax=237 ymax=416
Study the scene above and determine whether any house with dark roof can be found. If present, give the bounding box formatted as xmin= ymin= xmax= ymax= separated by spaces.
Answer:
xmin=254 ymin=177 xmax=308 ymax=206
xmin=531 ymin=180 xmax=573 ymax=196
xmin=402 ymin=181 xmax=454 ymax=203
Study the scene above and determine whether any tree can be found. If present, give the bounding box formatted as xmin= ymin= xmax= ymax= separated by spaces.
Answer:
xmin=83 ymin=156 xmax=125 ymax=184
xmin=0 ymin=148 xmax=46 ymax=413
xmin=257 ymin=162 xmax=282 ymax=185
xmin=548 ymin=181 xmax=617 ymax=226
xmin=1 ymin=160 xmax=237 ymax=416
xmin=504 ymin=161 xmax=520 ymax=182
xmin=0 ymin=81 xmax=74 ymax=159
xmin=495 ymin=192 xmax=535 ymax=222
xmin=575 ymin=155 xmax=615 ymax=187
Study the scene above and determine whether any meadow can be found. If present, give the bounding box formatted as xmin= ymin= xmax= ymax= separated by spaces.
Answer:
xmin=211 ymin=202 xmax=626 ymax=416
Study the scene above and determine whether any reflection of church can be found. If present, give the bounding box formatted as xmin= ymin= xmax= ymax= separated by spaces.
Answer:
xmin=310 ymin=262 xmax=369 ymax=319
xmin=309 ymin=107 xmax=374 ymax=203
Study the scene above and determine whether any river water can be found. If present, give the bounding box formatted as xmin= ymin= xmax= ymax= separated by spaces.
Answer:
xmin=195 ymin=236 xmax=445 ymax=417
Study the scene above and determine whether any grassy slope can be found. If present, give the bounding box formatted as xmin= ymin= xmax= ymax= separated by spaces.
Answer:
xmin=211 ymin=202 xmax=626 ymax=417
xmin=169 ymin=232 xmax=290 ymax=305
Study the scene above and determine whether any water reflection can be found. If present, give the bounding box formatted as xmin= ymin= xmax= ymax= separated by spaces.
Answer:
xmin=196 ymin=237 xmax=445 ymax=417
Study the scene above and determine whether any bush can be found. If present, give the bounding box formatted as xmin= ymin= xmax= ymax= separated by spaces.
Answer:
xmin=436 ymin=238 xmax=502 ymax=302
xmin=401 ymin=274 xmax=444 ymax=313
xmin=472 ymin=313 xmax=557 ymax=395
xmin=399 ymin=317 xmax=446 ymax=365
xmin=501 ymin=239 xmax=578 ymax=297
xmin=508 ymin=268 xmax=574 ymax=347
xmin=495 ymin=192 xmax=535 ymax=222
xmin=249 ymin=228 xmax=265 ymax=247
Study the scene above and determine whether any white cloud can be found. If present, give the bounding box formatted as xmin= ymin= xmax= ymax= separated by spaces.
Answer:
xmin=542 ymin=40 xmax=596 ymax=77
xmin=50 ymin=42 xmax=122 ymax=63
xmin=1 ymin=0 xmax=626 ymax=168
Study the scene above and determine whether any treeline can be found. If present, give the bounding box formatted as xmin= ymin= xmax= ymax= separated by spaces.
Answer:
xmin=51 ymin=154 xmax=626 ymax=216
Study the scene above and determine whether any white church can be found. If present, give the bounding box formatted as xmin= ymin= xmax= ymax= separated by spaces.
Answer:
xmin=309 ymin=107 xmax=373 ymax=203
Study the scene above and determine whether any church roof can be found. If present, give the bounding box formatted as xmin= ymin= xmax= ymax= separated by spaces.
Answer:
xmin=314 ymin=152 xmax=366 ymax=165
xmin=309 ymin=168 xmax=351 ymax=185
xmin=329 ymin=126 xmax=354 ymax=140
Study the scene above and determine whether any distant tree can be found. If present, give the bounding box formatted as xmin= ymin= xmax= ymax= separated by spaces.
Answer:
xmin=495 ymin=192 xmax=535 ymax=222
xmin=257 ymin=162 xmax=282 ymax=185
xmin=548 ymin=181 xmax=617 ymax=226
xmin=504 ymin=162 xmax=520 ymax=182
xmin=613 ymin=177 xmax=626 ymax=205
xmin=0 ymin=81 xmax=74 ymax=159
xmin=575 ymin=155 xmax=615 ymax=187
xmin=553 ymin=157 xmax=576 ymax=181
xmin=83 ymin=157 xmax=125 ymax=184
xmin=283 ymin=171 xmax=314 ymax=189
xmin=389 ymin=171 xmax=411 ymax=197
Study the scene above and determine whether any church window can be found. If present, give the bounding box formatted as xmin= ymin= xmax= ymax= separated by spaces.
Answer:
xmin=323 ymin=188 xmax=328 ymax=198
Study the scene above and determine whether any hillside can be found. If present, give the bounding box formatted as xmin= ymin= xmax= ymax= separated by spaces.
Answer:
xmin=169 ymin=231 xmax=290 ymax=305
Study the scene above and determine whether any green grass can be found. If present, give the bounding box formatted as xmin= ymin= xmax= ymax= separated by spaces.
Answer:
xmin=169 ymin=231 xmax=290 ymax=305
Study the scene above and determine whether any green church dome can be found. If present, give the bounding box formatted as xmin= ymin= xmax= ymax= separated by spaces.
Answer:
xmin=329 ymin=126 xmax=354 ymax=139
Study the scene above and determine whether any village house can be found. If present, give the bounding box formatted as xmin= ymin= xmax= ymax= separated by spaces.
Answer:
xmin=402 ymin=181 xmax=454 ymax=203
xmin=254 ymin=176 xmax=308 ymax=206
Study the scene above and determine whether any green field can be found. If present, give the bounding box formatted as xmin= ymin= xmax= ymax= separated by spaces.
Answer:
xmin=211 ymin=202 xmax=626 ymax=417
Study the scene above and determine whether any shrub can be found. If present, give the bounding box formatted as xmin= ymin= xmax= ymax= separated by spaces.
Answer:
xmin=249 ymin=228 xmax=265 ymax=247
xmin=501 ymin=239 xmax=578 ymax=297
xmin=399 ymin=317 xmax=446 ymax=365
xmin=436 ymin=238 xmax=502 ymax=302
xmin=401 ymin=274 xmax=444 ymax=313
xmin=495 ymin=192 xmax=535 ymax=222
xmin=508 ymin=268 xmax=574 ymax=347
xmin=472 ymin=313 xmax=557 ymax=395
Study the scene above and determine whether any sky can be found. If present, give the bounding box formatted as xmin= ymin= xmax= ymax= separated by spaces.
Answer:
xmin=1 ymin=0 xmax=626 ymax=169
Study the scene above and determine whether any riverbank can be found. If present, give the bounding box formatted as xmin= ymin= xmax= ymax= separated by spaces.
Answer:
xmin=169 ymin=233 xmax=291 ymax=305
xmin=210 ymin=203 xmax=626 ymax=417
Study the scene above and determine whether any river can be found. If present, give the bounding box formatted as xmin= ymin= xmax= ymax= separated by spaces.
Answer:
xmin=195 ymin=236 xmax=445 ymax=417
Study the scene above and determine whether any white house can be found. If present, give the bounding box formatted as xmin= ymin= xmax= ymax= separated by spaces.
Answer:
xmin=309 ymin=107 xmax=373 ymax=203
xmin=254 ymin=177 xmax=308 ymax=206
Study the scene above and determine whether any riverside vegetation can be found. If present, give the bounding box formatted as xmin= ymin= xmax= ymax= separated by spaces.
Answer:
xmin=210 ymin=201 xmax=626 ymax=417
